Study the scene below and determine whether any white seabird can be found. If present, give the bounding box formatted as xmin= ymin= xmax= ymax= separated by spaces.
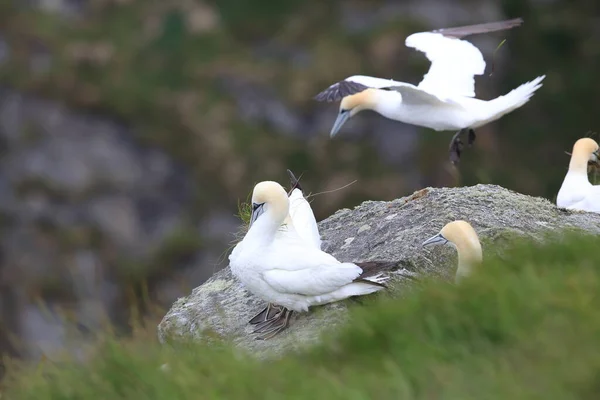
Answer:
xmin=314 ymin=18 xmax=546 ymax=163
xmin=230 ymin=181 xmax=387 ymax=339
xmin=556 ymin=138 xmax=600 ymax=213
xmin=422 ymin=220 xmax=482 ymax=284
xmin=247 ymin=170 xmax=323 ymax=327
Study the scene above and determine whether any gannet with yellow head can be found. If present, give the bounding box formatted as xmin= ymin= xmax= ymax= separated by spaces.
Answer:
xmin=314 ymin=18 xmax=546 ymax=164
xmin=422 ymin=220 xmax=483 ymax=284
xmin=246 ymin=170 xmax=323 ymax=328
xmin=230 ymin=181 xmax=387 ymax=339
xmin=556 ymin=138 xmax=600 ymax=213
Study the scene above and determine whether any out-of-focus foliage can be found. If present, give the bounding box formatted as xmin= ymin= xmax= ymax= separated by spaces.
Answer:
xmin=4 ymin=233 xmax=600 ymax=399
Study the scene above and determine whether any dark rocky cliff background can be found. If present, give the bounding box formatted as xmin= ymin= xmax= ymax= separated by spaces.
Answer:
xmin=0 ymin=0 xmax=598 ymax=366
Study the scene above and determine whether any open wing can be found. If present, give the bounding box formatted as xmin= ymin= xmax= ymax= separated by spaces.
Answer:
xmin=405 ymin=18 xmax=523 ymax=98
xmin=384 ymin=84 xmax=465 ymax=108
xmin=263 ymin=262 xmax=362 ymax=296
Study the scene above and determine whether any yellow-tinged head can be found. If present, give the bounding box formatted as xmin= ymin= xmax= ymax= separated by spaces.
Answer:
xmin=422 ymin=220 xmax=483 ymax=284
xmin=331 ymin=89 xmax=378 ymax=137
xmin=569 ymin=138 xmax=600 ymax=172
xmin=249 ymin=181 xmax=289 ymax=228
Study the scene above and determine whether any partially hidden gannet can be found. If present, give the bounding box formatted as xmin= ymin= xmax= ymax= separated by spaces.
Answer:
xmin=247 ymin=170 xmax=323 ymax=330
xmin=556 ymin=138 xmax=600 ymax=213
xmin=422 ymin=220 xmax=482 ymax=284
xmin=230 ymin=181 xmax=387 ymax=339
xmin=314 ymin=18 xmax=546 ymax=163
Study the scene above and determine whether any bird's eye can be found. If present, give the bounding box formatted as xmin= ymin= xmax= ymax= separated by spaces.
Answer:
xmin=252 ymin=203 xmax=263 ymax=211
xmin=340 ymin=109 xmax=349 ymax=114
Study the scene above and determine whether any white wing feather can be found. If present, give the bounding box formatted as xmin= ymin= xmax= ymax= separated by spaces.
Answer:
xmin=263 ymin=262 xmax=362 ymax=296
xmin=288 ymin=188 xmax=321 ymax=250
xmin=405 ymin=32 xmax=486 ymax=98
xmin=346 ymin=75 xmax=400 ymax=88
xmin=579 ymin=185 xmax=600 ymax=213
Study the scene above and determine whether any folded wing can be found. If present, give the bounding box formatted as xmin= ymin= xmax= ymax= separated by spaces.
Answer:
xmin=289 ymin=188 xmax=322 ymax=249
xmin=263 ymin=262 xmax=363 ymax=296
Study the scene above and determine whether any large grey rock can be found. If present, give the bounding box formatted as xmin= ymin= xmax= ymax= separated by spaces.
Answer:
xmin=157 ymin=184 xmax=600 ymax=356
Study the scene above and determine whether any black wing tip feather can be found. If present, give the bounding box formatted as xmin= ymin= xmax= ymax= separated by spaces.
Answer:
xmin=287 ymin=169 xmax=303 ymax=192
xmin=353 ymin=260 xmax=399 ymax=289
xmin=433 ymin=17 xmax=524 ymax=39
xmin=314 ymin=80 xmax=371 ymax=102
xmin=353 ymin=278 xmax=388 ymax=289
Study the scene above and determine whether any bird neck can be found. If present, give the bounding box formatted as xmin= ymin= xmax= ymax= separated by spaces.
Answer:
xmin=246 ymin=210 xmax=285 ymax=246
xmin=454 ymin=240 xmax=482 ymax=284
xmin=568 ymin=152 xmax=591 ymax=175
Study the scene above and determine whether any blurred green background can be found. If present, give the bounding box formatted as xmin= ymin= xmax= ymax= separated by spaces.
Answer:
xmin=0 ymin=0 xmax=598 ymax=367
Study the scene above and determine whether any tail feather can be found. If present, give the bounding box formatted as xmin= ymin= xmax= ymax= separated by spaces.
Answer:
xmin=479 ymin=75 xmax=545 ymax=127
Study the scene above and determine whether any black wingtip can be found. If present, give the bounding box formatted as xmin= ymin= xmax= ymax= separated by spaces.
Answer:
xmin=353 ymin=278 xmax=388 ymax=289
xmin=313 ymin=92 xmax=328 ymax=102
xmin=287 ymin=169 xmax=303 ymax=192
xmin=353 ymin=261 xmax=397 ymax=289
xmin=433 ymin=17 xmax=525 ymax=39
xmin=314 ymin=81 xmax=371 ymax=103
xmin=510 ymin=17 xmax=525 ymax=26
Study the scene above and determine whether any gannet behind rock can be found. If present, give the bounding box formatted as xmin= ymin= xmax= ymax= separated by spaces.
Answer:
xmin=314 ymin=18 xmax=546 ymax=164
xmin=230 ymin=181 xmax=387 ymax=339
xmin=422 ymin=220 xmax=482 ymax=284
xmin=556 ymin=138 xmax=600 ymax=213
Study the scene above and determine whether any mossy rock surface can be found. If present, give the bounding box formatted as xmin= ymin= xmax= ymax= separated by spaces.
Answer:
xmin=157 ymin=184 xmax=600 ymax=357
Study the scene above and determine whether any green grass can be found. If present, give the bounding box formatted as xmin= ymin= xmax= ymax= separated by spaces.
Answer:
xmin=3 ymin=231 xmax=600 ymax=399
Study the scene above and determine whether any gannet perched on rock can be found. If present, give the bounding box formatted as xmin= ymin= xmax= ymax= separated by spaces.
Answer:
xmin=556 ymin=138 xmax=600 ymax=213
xmin=314 ymin=18 xmax=546 ymax=163
xmin=247 ymin=170 xmax=322 ymax=328
xmin=422 ymin=220 xmax=482 ymax=284
xmin=230 ymin=181 xmax=387 ymax=339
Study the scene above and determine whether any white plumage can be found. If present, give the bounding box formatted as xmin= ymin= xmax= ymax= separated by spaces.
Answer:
xmin=229 ymin=181 xmax=387 ymax=332
xmin=405 ymin=31 xmax=485 ymax=98
xmin=556 ymin=138 xmax=600 ymax=214
xmin=314 ymin=18 xmax=546 ymax=163
xmin=288 ymin=185 xmax=321 ymax=250
xmin=557 ymin=178 xmax=600 ymax=213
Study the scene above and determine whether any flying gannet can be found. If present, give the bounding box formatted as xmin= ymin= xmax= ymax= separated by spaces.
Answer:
xmin=247 ymin=170 xmax=323 ymax=330
xmin=556 ymin=138 xmax=600 ymax=213
xmin=314 ymin=18 xmax=546 ymax=163
xmin=230 ymin=181 xmax=387 ymax=339
xmin=422 ymin=220 xmax=482 ymax=284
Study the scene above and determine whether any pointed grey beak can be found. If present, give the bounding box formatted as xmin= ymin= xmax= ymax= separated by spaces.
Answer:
xmin=422 ymin=233 xmax=448 ymax=248
xmin=330 ymin=111 xmax=350 ymax=137
xmin=249 ymin=203 xmax=265 ymax=227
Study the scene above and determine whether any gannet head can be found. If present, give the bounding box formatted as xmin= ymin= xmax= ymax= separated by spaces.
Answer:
xmin=330 ymin=89 xmax=378 ymax=137
xmin=422 ymin=220 xmax=483 ymax=283
xmin=249 ymin=181 xmax=289 ymax=228
xmin=569 ymin=138 xmax=600 ymax=172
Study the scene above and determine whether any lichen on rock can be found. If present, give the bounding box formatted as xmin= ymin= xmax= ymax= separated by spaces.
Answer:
xmin=157 ymin=184 xmax=600 ymax=357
